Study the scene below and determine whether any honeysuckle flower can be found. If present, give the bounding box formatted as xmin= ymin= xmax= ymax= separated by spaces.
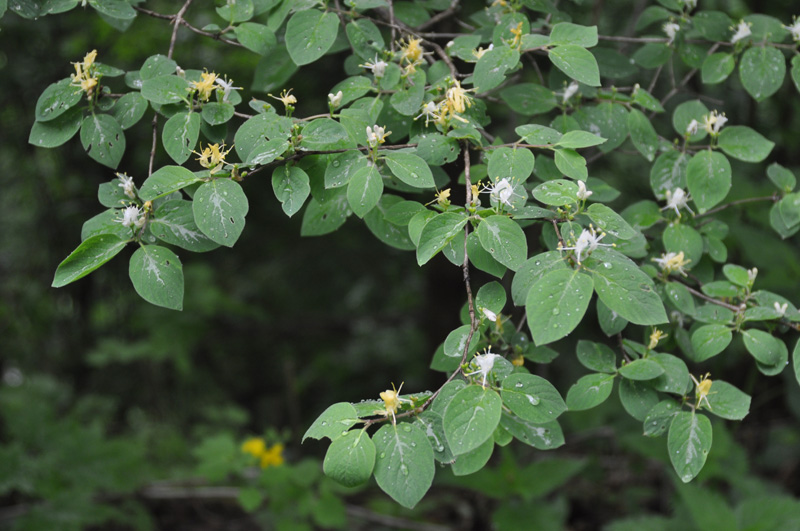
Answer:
xmin=663 ymin=21 xmax=680 ymax=44
xmin=508 ymin=21 xmax=524 ymax=49
xmin=470 ymin=182 xmax=481 ymax=206
xmin=576 ymin=180 xmax=592 ymax=200
xmin=433 ymin=188 xmax=451 ymax=206
xmin=361 ymin=55 xmax=388 ymax=78
xmin=730 ymin=19 xmax=752 ymax=44
xmin=483 ymin=177 xmax=523 ymax=208
xmin=662 ymin=187 xmax=693 ymax=217
xmin=653 ymin=251 xmax=691 ymax=276
xmin=775 ymin=301 xmax=789 ymax=317
xmin=691 ymin=373 xmax=713 ymax=410
xmin=399 ymin=37 xmax=427 ymax=65
xmin=214 ymin=76 xmax=242 ymax=103
xmin=648 ymin=328 xmax=667 ymax=350
xmin=192 ymin=70 xmax=218 ymax=101
xmin=194 ymin=143 xmax=231 ymax=174
xmin=379 ymin=382 xmax=413 ymax=423
xmin=562 ymin=81 xmax=580 ymax=104
xmin=785 ymin=17 xmax=800 ymax=41
xmin=116 ymin=173 xmax=136 ymax=199
xmin=442 ymin=80 xmax=473 ymax=122
xmin=481 ymin=307 xmax=498 ymax=322
xmin=116 ymin=205 xmax=146 ymax=229
xmin=415 ymin=100 xmax=441 ymax=126
xmin=268 ymin=88 xmax=297 ymax=110
xmin=701 ymin=110 xmax=727 ymax=135
xmin=747 ymin=267 xmax=758 ymax=284
xmin=472 ymin=43 xmax=494 ymax=60
xmin=468 ymin=350 xmax=503 ymax=388
xmin=686 ymin=119 xmax=699 ymax=136
xmin=558 ymin=225 xmax=613 ymax=264
xmin=366 ymin=125 xmax=390 ymax=148
xmin=327 ymin=90 xmax=343 ymax=108
xmin=70 ymin=49 xmax=100 ymax=97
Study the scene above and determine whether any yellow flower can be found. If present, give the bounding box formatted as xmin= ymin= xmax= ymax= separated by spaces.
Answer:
xmin=380 ymin=382 xmax=404 ymax=417
xmin=434 ymin=188 xmax=451 ymax=206
xmin=648 ymin=328 xmax=667 ymax=350
xmin=194 ymin=143 xmax=231 ymax=173
xmin=366 ymin=125 xmax=391 ymax=148
xmin=241 ymin=437 xmax=266 ymax=458
xmin=268 ymin=88 xmax=297 ymax=109
xmin=399 ymin=37 xmax=426 ymax=65
xmin=511 ymin=353 xmax=525 ymax=367
xmin=472 ymin=44 xmax=494 ymax=60
xmin=259 ymin=443 xmax=285 ymax=469
xmin=83 ymin=49 xmax=98 ymax=69
xmin=652 ymin=251 xmax=691 ymax=276
xmin=439 ymin=80 xmax=474 ymax=124
xmin=70 ymin=49 xmax=100 ymax=97
xmin=691 ymin=373 xmax=713 ymax=410
xmin=192 ymin=70 xmax=218 ymax=102
xmin=509 ymin=21 xmax=524 ymax=49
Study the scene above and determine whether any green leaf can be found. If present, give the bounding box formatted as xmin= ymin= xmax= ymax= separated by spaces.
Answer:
xmin=150 ymin=200 xmax=219 ymax=253
xmin=323 ymin=429 xmax=375 ymax=487
xmin=110 ymin=92 xmax=148 ymax=130
xmin=767 ymin=163 xmax=796 ymax=192
xmin=574 ymin=103 xmax=629 ymax=152
xmin=705 ymin=380 xmax=750 ymax=420
xmin=742 ymin=329 xmax=786 ymax=366
xmin=717 ymin=126 xmax=775 ymax=163
xmin=346 ymin=164 xmax=383 ymax=219
xmin=383 ymin=152 xmax=434 ymax=188
xmin=532 ymin=179 xmax=578 ymax=206
xmin=35 ymin=79 xmax=82 ymax=123
xmin=511 ymin=251 xmax=567 ymax=306
xmin=516 ymin=124 xmax=562 ymax=145
xmin=650 ymin=353 xmax=690 ymax=394
xmin=501 ymin=373 xmax=567 ymax=424
xmin=162 ymin=111 xmax=200 ymax=164
xmin=141 ymin=75 xmax=190 ymax=105
xmin=443 ymin=385 xmax=502 ymax=456
xmin=364 ymin=195 xmax=415 ymax=251
xmin=500 ymin=83 xmax=557 ymax=116
xmin=475 ymin=281 xmax=507 ymax=315
xmin=588 ymin=249 xmax=668 ymax=325
xmin=643 ymin=400 xmax=680 ymax=437
xmin=443 ymin=324 xmax=479 ymax=358
xmin=300 ymin=118 xmax=354 ymax=151
xmin=618 ymin=358 xmax=664 ymax=380
xmin=701 ymin=53 xmax=735 ymax=84
xmin=372 ymin=423 xmax=434 ymax=509
xmin=286 ymin=9 xmax=339 ymax=65
xmin=477 ymin=215 xmax=528 ymax=271
xmin=414 ymin=411 xmax=453 ymax=463
xmin=246 ymin=138 xmax=289 ymax=167
xmin=690 ymin=325 xmax=732 ymax=362
xmin=526 ymin=269 xmax=593 ymax=346
xmin=416 ymin=212 xmax=468 ymax=265
xmin=325 ymin=151 xmax=368 ymax=188
xmin=668 ymin=411 xmax=712 ymax=483
xmin=303 ymin=402 xmax=360 ymax=441
xmin=29 ymin=106 xmax=83 ymax=148
xmin=473 ymin=45 xmax=520 ymax=92
xmin=128 ymin=245 xmax=184 ymax=310
xmin=663 ymin=223 xmax=703 ymax=265
xmin=193 ymin=179 xmax=249 ymax=247
xmin=549 ymin=22 xmax=598 ymax=47
xmin=686 ymin=150 xmax=731 ymax=213
xmin=52 ymin=234 xmax=128 ymax=287
xmin=390 ymin=69 xmax=426 ymax=116
xmin=215 ymin=0 xmax=253 ymax=22
xmin=692 ymin=11 xmax=733 ymax=41
xmin=586 ymin=204 xmax=636 ymax=240
xmin=81 ymin=209 xmax=131 ymax=241
xmin=597 ymin=298 xmax=628 ymax=336
xmin=627 ymin=109 xmax=658 ymax=162
xmin=792 ymin=55 xmax=800 ymax=94
xmin=576 ymin=340 xmax=616 ymax=373
xmin=467 ymin=232 xmax=508 ymax=279
xmin=234 ymin=22 xmax=276 ymax=55
xmin=201 ymin=102 xmax=235 ymax=126
xmin=234 ymin=113 xmax=293 ymax=161
xmin=345 ymin=18 xmax=385 ymax=61
xmin=139 ymin=54 xmax=177 ymax=80
xmin=739 ymin=46 xmax=786 ymax=102
xmin=619 ymin=379 xmax=658 ymax=421
xmin=566 ymin=373 xmax=614 ymax=411
xmin=555 ymin=130 xmax=606 ymax=149
xmin=487 ymin=147 xmax=535 ymax=183
xmin=272 ymin=165 xmax=310 ymax=217
xmin=139 ymin=166 xmax=202 ymax=201
xmin=80 ymin=114 xmax=125 ymax=169
xmin=553 ymin=148 xmax=588 ymax=180
xmin=548 ymin=45 xmax=601 ymax=87
xmin=499 ymin=413 xmax=565 ymax=450
xmin=450 ymin=437 xmax=494 ymax=476
xmin=89 ymin=0 xmax=135 ymax=19
xmin=672 ymin=99 xmax=709 ymax=141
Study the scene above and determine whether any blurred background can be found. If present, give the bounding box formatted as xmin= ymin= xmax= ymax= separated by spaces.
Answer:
xmin=2 ymin=0 xmax=800 ymax=529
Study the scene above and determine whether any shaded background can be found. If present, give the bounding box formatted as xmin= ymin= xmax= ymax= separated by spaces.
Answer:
xmin=2 ymin=0 xmax=800 ymax=529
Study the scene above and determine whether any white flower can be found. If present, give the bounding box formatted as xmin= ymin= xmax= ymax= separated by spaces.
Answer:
xmin=576 ymin=180 xmax=592 ymax=200
xmin=774 ymin=301 xmax=789 ymax=317
xmin=747 ymin=267 xmax=758 ymax=284
xmin=663 ymin=22 xmax=680 ymax=44
xmin=683 ymin=0 xmax=697 ymax=11
xmin=472 ymin=43 xmax=494 ymax=60
xmin=366 ymin=125 xmax=390 ymax=148
xmin=481 ymin=307 xmax=498 ymax=322
xmin=562 ymin=81 xmax=579 ymax=104
xmin=559 ymin=225 xmax=613 ymax=264
xmin=653 ymin=251 xmax=691 ymax=276
xmin=116 ymin=205 xmax=145 ymax=229
xmin=483 ymin=177 xmax=522 ymax=208
xmin=701 ymin=110 xmax=727 ymax=135
xmin=361 ymin=55 xmax=388 ymax=78
xmin=786 ymin=18 xmax=800 ymax=41
xmin=662 ymin=187 xmax=694 ymax=217
xmin=686 ymin=119 xmax=699 ymax=136
xmin=731 ymin=20 xmax=752 ymax=44
xmin=415 ymin=100 xmax=440 ymax=126
xmin=214 ymin=77 xmax=241 ymax=103
xmin=470 ymin=350 xmax=503 ymax=388
xmin=116 ymin=173 xmax=136 ymax=199
xmin=328 ymin=90 xmax=343 ymax=108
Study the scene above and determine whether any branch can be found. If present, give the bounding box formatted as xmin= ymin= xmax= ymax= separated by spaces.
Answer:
xmin=695 ymin=194 xmax=779 ymax=219
xmin=168 ymin=0 xmax=194 ymax=59
xmin=676 ymin=279 xmax=743 ymax=312
xmin=134 ymin=6 xmax=244 ymax=48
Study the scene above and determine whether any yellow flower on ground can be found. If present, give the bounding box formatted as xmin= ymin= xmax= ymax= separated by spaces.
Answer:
xmin=259 ymin=443 xmax=285 ymax=468
xmin=192 ymin=70 xmax=218 ymax=102
xmin=194 ymin=143 xmax=231 ymax=174
xmin=241 ymin=437 xmax=266 ymax=458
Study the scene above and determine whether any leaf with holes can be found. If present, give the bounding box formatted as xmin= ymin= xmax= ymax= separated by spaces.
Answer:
xmin=443 ymin=385 xmax=502 ymax=456
xmin=35 ymin=79 xmax=82 ymax=122
xmin=668 ymin=411 xmax=712 ymax=483
xmin=162 ymin=111 xmax=200 ymax=164
xmin=526 ymin=269 xmax=593 ymax=346
xmin=129 ymin=245 xmax=184 ymax=310
xmin=80 ymin=114 xmax=125 ymax=169
xmin=193 ymin=179 xmax=249 ymax=247
xmin=372 ymin=423 xmax=434 ymax=509
xmin=150 ymin=200 xmax=219 ymax=253
xmin=476 ymin=215 xmax=527 ymax=271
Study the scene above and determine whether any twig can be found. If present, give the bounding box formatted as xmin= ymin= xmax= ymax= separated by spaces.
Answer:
xmin=168 ymin=0 xmax=194 ymax=59
xmin=695 ymin=194 xmax=778 ymax=219
xmin=677 ymin=280 xmax=743 ymax=312
xmin=148 ymin=114 xmax=158 ymax=177
xmin=416 ymin=0 xmax=460 ymax=31
xmin=134 ymin=6 xmax=244 ymax=48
